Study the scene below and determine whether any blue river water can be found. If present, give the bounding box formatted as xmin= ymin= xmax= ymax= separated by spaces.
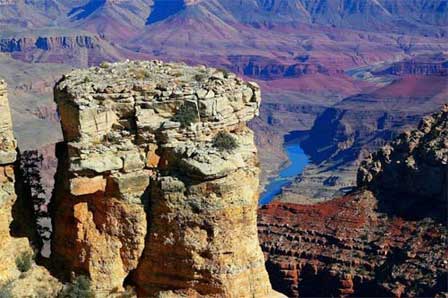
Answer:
xmin=259 ymin=144 xmax=309 ymax=205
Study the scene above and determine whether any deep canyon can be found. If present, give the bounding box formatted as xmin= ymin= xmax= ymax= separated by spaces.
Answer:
xmin=0 ymin=62 xmax=446 ymax=298
xmin=0 ymin=1 xmax=447 ymax=297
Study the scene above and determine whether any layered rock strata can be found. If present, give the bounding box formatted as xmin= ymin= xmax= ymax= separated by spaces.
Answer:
xmin=259 ymin=193 xmax=448 ymax=298
xmin=358 ymin=104 xmax=448 ymax=221
xmin=52 ymin=61 xmax=276 ymax=297
xmin=0 ymin=31 xmax=132 ymax=67
xmin=258 ymin=105 xmax=448 ymax=297
xmin=0 ymin=80 xmax=32 ymax=282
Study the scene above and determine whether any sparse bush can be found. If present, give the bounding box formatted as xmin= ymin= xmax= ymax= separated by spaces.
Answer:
xmin=99 ymin=61 xmax=109 ymax=69
xmin=173 ymin=103 xmax=199 ymax=127
xmin=133 ymin=69 xmax=150 ymax=80
xmin=213 ymin=131 xmax=238 ymax=151
xmin=82 ymin=77 xmax=91 ymax=84
xmin=173 ymin=71 xmax=184 ymax=78
xmin=15 ymin=251 xmax=33 ymax=273
xmin=194 ymin=73 xmax=207 ymax=81
xmin=0 ymin=281 xmax=13 ymax=298
xmin=58 ymin=275 xmax=95 ymax=298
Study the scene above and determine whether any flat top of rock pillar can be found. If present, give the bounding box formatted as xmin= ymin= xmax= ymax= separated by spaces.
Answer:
xmin=55 ymin=60 xmax=261 ymax=145
xmin=55 ymin=60 xmax=259 ymax=108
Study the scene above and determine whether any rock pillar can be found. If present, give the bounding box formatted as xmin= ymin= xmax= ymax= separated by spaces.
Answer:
xmin=52 ymin=61 xmax=277 ymax=297
xmin=0 ymin=80 xmax=32 ymax=282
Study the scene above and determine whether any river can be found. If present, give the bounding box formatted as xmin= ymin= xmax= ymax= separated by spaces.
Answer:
xmin=259 ymin=143 xmax=309 ymax=205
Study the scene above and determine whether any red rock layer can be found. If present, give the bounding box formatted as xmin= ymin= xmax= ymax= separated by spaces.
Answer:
xmin=258 ymin=191 xmax=448 ymax=297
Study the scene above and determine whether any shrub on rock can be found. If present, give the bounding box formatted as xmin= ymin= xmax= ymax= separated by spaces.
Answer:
xmin=15 ymin=251 xmax=33 ymax=273
xmin=174 ymin=103 xmax=199 ymax=127
xmin=58 ymin=276 xmax=95 ymax=298
xmin=213 ymin=131 xmax=238 ymax=151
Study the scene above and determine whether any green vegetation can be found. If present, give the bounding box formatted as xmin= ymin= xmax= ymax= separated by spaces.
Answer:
xmin=172 ymin=71 xmax=184 ymax=78
xmin=173 ymin=103 xmax=199 ymax=127
xmin=99 ymin=61 xmax=109 ymax=69
xmin=15 ymin=251 xmax=33 ymax=273
xmin=194 ymin=73 xmax=207 ymax=81
xmin=133 ymin=68 xmax=151 ymax=80
xmin=58 ymin=276 xmax=95 ymax=298
xmin=213 ymin=131 xmax=238 ymax=151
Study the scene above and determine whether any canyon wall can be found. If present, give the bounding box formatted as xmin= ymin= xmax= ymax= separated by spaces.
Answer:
xmin=52 ymin=61 xmax=278 ymax=297
xmin=259 ymin=192 xmax=448 ymax=298
xmin=289 ymin=66 xmax=448 ymax=201
xmin=258 ymin=104 xmax=448 ymax=297
xmin=0 ymin=31 xmax=132 ymax=67
xmin=0 ymin=35 xmax=95 ymax=52
xmin=0 ymin=80 xmax=32 ymax=282
xmin=358 ymin=104 xmax=448 ymax=221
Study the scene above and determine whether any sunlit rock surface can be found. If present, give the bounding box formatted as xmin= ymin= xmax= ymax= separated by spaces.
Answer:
xmin=0 ymin=80 xmax=29 ymax=282
xmin=52 ymin=60 xmax=280 ymax=297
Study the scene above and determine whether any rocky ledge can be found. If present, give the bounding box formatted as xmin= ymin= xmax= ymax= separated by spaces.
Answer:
xmin=258 ymin=105 xmax=448 ymax=298
xmin=0 ymin=79 xmax=27 ymax=283
xmin=259 ymin=192 xmax=447 ymax=298
xmin=358 ymin=104 xmax=448 ymax=221
xmin=0 ymin=80 xmax=62 ymax=296
xmin=51 ymin=60 xmax=279 ymax=297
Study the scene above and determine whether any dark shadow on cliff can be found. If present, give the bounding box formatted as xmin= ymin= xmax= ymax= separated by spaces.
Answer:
xmin=43 ymin=141 xmax=70 ymax=281
xmin=284 ymin=130 xmax=309 ymax=144
xmin=373 ymin=190 xmax=448 ymax=224
xmin=68 ymin=0 xmax=106 ymax=20
xmin=123 ymin=181 xmax=152 ymax=293
xmin=9 ymin=151 xmax=41 ymax=255
xmin=146 ymin=0 xmax=186 ymax=25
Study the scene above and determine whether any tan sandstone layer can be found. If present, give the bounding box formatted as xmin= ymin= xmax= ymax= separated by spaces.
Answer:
xmin=0 ymin=79 xmax=31 ymax=283
xmin=51 ymin=61 xmax=279 ymax=297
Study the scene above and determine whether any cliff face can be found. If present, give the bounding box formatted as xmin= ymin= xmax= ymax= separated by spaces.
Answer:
xmin=0 ymin=31 xmax=133 ymax=67
xmin=0 ymin=80 xmax=30 ymax=282
xmin=227 ymin=55 xmax=331 ymax=80
xmin=371 ymin=54 xmax=448 ymax=76
xmin=292 ymin=70 xmax=448 ymax=200
xmin=258 ymin=105 xmax=448 ymax=298
xmin=52 ymin=61 xmax=277 ymax=297
xmin=358 ymin=104 xmax=448 ymax=221
xmin=259 ymin=192 xmax=448 ymax=298
xmin=0 ymin=35 xmax=95 ymax=52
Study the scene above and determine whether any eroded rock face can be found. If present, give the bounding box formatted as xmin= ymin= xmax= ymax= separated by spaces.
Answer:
xmin=0 ymin=80 xmax=31 ymax=282
xmin=358 ymin=104 xmax=448 ymax=220
xmin=52 ymin=60 xmax=276 ymax=297
xmin=258 ymin=106 xmax=448 ymax=298
xmin=258 ymin=192 xmax=448 ymax=298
